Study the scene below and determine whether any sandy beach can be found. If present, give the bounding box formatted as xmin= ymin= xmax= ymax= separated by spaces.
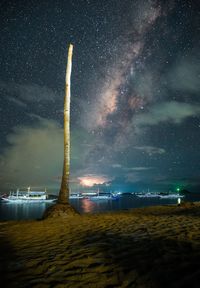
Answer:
xmin=1 ymin=203 xmax=200 ymax=288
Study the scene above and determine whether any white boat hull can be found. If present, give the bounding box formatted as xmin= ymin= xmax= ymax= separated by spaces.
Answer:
xmin=136 ymin=194 xmax=160 ymax=198
xmin=69 ymin=196 xmax=84 ymax=199
xmin=136 ymin=193 xmax=185 ymax=199
xmin=2 ymin=188 xmax=57 ymax=203
xmin=159 ymin=194 xmax=184 ymax=199
xmin=1 ymin=197 xmax=56 ymax=203
xmin=90 ymin=195 xmax=120 ymax=200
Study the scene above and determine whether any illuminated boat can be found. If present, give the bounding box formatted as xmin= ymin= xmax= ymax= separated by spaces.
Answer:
xmin=136 ymin=192 xmax=160 ymax=198
xmin=1 ymin=187 xmax=56 ymax=203
xmin=136 ymin=192 xmax=185 ymax=199
xmin=159 ymin=194 xmax=185 ymax=199
xmin=69 ymin=191 xmax=98 ymax=199
xmin=90 ymin=191 xmax=120 ymax=201
xmin=69 ymin=193 xmax=84 ymax=199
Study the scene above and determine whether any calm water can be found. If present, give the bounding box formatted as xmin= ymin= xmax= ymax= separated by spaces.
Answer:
xmin=0 ymin=194 xmax=199 ymax=221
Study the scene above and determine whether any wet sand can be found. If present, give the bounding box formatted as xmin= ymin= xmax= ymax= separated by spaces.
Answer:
xmin=1 ymin=203 xmax=200 ymax=288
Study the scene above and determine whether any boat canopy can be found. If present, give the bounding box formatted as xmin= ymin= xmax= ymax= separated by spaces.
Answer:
xmin=26 ymin=191 xmax=46 ymax=195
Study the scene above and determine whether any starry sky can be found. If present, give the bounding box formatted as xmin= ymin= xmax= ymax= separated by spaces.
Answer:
xmin=0 ymin=0 xmax=200 ymax=194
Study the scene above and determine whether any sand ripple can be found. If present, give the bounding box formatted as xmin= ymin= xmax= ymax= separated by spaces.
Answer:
xmin=1 ymin=203 xmax=200 ymax=287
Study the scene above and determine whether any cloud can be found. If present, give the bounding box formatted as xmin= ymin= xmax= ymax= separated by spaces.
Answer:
xmin=78 ymin=174 xmax=110 ymax=187
xmin=0 ymin=81 xmax=58 ymax=104
xmin=126 ymin=166 xmax=154 ymax=171
xmin=8 ymin=96 xmax=27 ymax=108
xmin=135 ymin=101 xmax=200 ymax=127
xmin=111 ymin=164 xmax=122 ymax=168
xmin=133 ymin=72 xmax=154 ymax=103
xmin=126 ymin=172 xmax=144 ymax=183
xmin=133 ymin=146 xmax=165 ymax=155
xmin=27 ymin=113 xmax=46 ymax=121
xmin=168 ymin=57 xmax=200 ymax=94
xmin=111 ymin=163 xmax=153 ymax=171
xmin=0 ymin=119 xmax=63 ymax=192
xmin=17 ymin=83 xmax=57 ymax=102
xmin=0 ymin=117 xmax=104 ymax=192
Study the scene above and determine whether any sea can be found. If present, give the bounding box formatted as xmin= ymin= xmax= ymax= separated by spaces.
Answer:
xmin=0 ymin=193 xmax=199 ymax=221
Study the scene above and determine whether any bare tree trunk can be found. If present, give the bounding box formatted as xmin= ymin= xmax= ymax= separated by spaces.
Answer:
xmin=58 ymin=44 xmax=73 ymax=204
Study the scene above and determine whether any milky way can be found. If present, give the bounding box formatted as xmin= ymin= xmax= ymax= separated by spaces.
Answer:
xmin=0 ymin=0 xmax=199 ymax=193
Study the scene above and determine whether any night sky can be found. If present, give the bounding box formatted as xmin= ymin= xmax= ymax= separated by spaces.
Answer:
xmin=0 ymin=0 xmax=200 ymax=194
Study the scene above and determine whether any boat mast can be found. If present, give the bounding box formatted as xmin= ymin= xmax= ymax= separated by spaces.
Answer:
xmin=58 ymin=44 xmax=73 ymax=204
xmin=28 ymin=187 xmax=30 ymax=198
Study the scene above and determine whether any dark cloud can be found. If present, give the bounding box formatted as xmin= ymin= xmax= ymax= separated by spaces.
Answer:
xmin=133 ymin=146 xmax=165 ymax=155
xmin=0 ymin=119 xmax=63 ymax=191
xmin=0 ymin=81 xmax=58 ymax=103
xmin=168 ymin=56 xmax=200 ymax=94
xmin=134 ymin=101 xmax=200 ymax=128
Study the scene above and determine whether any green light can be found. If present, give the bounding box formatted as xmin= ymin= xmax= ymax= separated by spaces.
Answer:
xmin=176 ymin=187 xmax=180 ymax=192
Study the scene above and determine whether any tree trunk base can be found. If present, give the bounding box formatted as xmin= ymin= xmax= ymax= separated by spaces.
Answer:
xmin=43 ymin=203 xmax=79 ymax=219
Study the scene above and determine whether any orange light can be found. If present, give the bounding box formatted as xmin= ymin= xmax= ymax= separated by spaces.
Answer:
xmin=78 ymin=175 xmax=108 ymax=187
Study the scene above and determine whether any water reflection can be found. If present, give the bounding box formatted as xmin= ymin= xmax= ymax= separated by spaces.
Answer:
xmin=80 ymin=199 xmax=96 ymax=213
xmin=0 ymin=194 xmax=198 ymax=220
xmin=0 ymin=202 xmax=52 ymax=220
xmin=72 ymin=198 xmax=121 ymax=214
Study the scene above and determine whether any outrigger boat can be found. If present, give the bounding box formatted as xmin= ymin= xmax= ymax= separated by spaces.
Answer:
xmin=89 ymin=190 xmax=121 ymax=201
xmin=69 ymin=190 xmax=121 ymax=200
xmin=69 ymin=193 xmax=84 ymax=199
xmin=1 ymin=187 xmax=56 ymax=203
xmin=135 ymin=192 xmax=185 ymax=199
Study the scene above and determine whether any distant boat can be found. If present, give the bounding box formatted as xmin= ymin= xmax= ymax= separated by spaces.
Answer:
xmin=69 ymin=190 xmax=121 ymax=200
xmin=69 ymin=193 xmax=84 ymax=199
xmin=89 ymin=190 xmax=120 ymax=201
xmin=1 ymin=187 xmax=56 ymax=203
xmin=136 ymin=192 xmax=160 ymax=198
xmin=135 ymin=192 xmax=185 ymax=199
xmin=159 ymin=194 xmax=185 ymax=199
xmin=69 ymin=188 xmax=90 ymax=199
xmin=81 ymin=192 xmax=98 ymax=196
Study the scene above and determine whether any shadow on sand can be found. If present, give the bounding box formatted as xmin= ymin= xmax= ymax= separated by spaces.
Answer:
xmin=1 ymin=205 xmax=200 ymax=288
xmin=0 ymin=235 xmax=26 ymax=288
xmin=78 ymin=230 xmax=200 ymax=288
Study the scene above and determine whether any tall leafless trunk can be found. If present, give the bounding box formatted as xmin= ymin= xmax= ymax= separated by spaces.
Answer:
xmin=58 ymin=44 xmax=73 ymax=204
